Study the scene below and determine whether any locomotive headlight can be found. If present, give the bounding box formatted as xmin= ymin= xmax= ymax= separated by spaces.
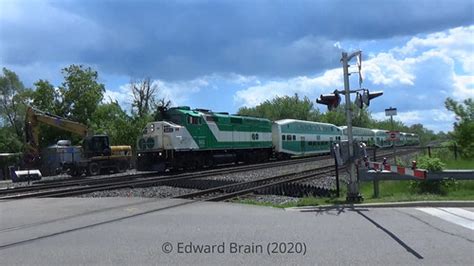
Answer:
xmin=159 ymin=152 xmax=162 ymax=156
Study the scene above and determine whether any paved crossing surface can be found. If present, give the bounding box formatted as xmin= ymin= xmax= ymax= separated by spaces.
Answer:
xmin=0 ymin=198 xmax=473 ymax=265
xmin=416 ymin=207 xmax=474 ymax=230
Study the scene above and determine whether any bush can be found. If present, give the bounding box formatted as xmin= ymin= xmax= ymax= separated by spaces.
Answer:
xmin=416 ymin=156 xmax=445 ymax=171
xmin=409 ymin=156 xmax=456 ymax=195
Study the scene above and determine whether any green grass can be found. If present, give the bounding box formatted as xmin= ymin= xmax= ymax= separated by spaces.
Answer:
xmin=443 ymin=159 xmax=474 ymax=169
xmin=237 ymin=156 xmax=474 ymax=208
xmin=237 ymin=179 xmax=474 ymax=208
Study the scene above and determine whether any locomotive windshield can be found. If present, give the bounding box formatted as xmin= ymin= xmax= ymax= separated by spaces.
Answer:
xmin=169 ymin=114 xmax=183 ymax=125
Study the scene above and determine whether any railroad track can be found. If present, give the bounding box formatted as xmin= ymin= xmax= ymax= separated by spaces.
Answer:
xmin=175 ymin=165 xmax=338 ymax=201
xmin=0 ymin=154 xmax=332 ymax=199
xmin=0 ymin=148 xmax=422 ymax=200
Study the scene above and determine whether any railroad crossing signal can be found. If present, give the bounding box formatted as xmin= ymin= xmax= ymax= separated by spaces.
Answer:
xmin=355 ymin=89 xmax=383 ymax=108
xmin=316 ymin=90 xmax=341 ymax=111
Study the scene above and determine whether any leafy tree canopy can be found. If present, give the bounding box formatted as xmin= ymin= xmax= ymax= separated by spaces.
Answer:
xmin=445 ymin=97 xmax=473 ymax=158
xmin=238 ymin=94 xmax=321 ymax=121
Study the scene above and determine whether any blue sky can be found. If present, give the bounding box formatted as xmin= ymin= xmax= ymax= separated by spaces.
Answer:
xmin=1 ymin=0 xmax=473 ymax=133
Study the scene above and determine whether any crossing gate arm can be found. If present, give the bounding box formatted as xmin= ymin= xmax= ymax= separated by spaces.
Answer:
xmin=423 ymin=170 xmax=474 ymax=180
xmin=359 ymin=161 xmax=427 ymax=181
xmin=358 ymin=161 xmax=473 ymax=181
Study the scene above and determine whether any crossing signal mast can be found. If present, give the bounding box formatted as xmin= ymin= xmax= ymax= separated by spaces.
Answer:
xmin=316 ymin=51 xmax=383 ymax=202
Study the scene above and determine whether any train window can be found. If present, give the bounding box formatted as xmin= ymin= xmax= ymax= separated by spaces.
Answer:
xmin=187 ymin=116 xmax=201 ymax=125
xmin=292 ymin=135 xmax=296 ymax=141
xmin=255 ymin=133 xmax=259 ymax=140
xmin=164 ymin=127 xmax=173 ymax=133
xmin=317 ymin=135 xmax=320 ymax=140
xmin=287 ymin=135 xmax=292 ymax=141
xmin=205 ymin=116 xmax=215 ymax=122
xmin=282 ymin=135 xmax=286 ymax=141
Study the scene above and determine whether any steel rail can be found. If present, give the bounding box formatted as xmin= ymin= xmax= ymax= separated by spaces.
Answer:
xmin=176 ymin=165 xmax=338 ymax=201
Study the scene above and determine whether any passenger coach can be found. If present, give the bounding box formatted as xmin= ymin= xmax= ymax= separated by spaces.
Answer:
xmin=340 ymin=126 xmax=375 ymax=146
xmin=272 ymin=119 xmax=343 ymax=158
xmin=372 ymin=129 xmax=391 ymax=148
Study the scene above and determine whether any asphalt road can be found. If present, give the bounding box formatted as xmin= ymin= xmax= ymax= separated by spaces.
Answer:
xmin=0 ymin=198 xmax=473 ymax=265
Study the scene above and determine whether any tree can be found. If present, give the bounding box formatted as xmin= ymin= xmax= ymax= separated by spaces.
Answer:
xmin=32 ymin=79 xmax=60 ymax=113
xmin=91 ymin=101 xmax=133 ymax=145
xmin=31 ymin=79 xmax=65 ymax=148
xmin=130 ymin=77 xmax=172 ymax=121
xmin=408 ymin=123 xmax=436 ymax=145
xmin=0 ymin=68 xmax=31 ymax=138
xmin=319 ymin=105 xmax=347 ymax=126
xmin=0 ymin=127 xmax=23 ymax=152
xmin=238 ymin=94 xmax=321 ymax=121
xmin=131 ymin=78 xmax=155 ymax=118
xmin=445 ymin=97 xmax=474 ymax=158
xmin=318 ymin=103 xmax=372 ymax=127
xmin=59 ymin=65 xmax=105 ymax=125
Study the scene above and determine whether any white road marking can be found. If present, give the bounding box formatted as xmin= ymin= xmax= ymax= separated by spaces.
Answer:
xmin=417 ymin=208 xmax=474 ymax=230
xmin=439 ymin=208 xmax=474 ymax=221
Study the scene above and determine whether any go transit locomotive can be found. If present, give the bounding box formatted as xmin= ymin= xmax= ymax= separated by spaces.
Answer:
xmin=136 ymin=106 xmax=273 ymax=171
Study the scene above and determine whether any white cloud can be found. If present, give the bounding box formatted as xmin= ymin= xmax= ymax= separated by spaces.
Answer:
xmin=154 ymin=77 xmax=208 ymax=105
xmin=395 ymin=26 xmax=474 ymax=73
xmin=372 ymin=109 xmax=455 ymax=133
xmin=363 ymin=53 xmax=416 ymax=86
xmin=233 ymin=68 xmax=342 ymax=107
xmin=452 ymin=74 xmax=474 ymax=98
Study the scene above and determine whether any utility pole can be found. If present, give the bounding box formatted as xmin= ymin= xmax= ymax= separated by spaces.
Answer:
xmin=316 ymin=51 xmax=382 ymax=203
xmin=341 ymin=51 xmax=362 ymax=202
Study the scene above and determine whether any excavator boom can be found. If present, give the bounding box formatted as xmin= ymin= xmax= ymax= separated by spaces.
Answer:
xmin=24 ymin=106 xmax=89 ymax=161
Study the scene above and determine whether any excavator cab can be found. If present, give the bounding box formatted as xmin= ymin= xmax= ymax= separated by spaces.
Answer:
xmin=82 ymin=135 xmax=112 ymax=158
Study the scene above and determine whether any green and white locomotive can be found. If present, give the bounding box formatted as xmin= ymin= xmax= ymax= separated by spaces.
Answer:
xmin=272 ymin=119 xmax=343 ymax=158
xmin=136 ymin=106 xmax=273 ymax=171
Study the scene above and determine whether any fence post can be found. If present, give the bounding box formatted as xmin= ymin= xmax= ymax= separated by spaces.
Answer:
xmin=335 ymin=156 xmax=340 ymax=198
xmin=373 ymin=174 xmax=379 ymax=198
xmin=428 ymin=146 xmax=431 ymax=158
xmin=454 ymin=143 xmax=458 ymax=160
